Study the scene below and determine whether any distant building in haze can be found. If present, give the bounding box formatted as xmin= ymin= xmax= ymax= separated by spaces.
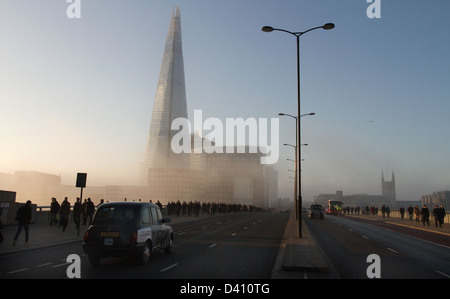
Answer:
xmin=421 ymin=191 xmax=450 ymax=210
xmin=382 ymin=170 xmax=396 ymax=201
xmin=314 ymin=170 xmax=397 ymax=208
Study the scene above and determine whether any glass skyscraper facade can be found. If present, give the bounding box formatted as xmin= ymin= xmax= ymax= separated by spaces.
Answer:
xmin=141 ymin=6 xmax=189 ymax=185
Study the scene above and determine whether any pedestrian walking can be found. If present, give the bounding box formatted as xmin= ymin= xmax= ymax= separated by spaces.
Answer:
xmin=381 ymin=205 xmax=386 ymax=218
xmin=400 ymin=206 xmax=405 ymax=219
xmin=86 ymin=198 xmax=95 ymax=226
xmin=49 ymin=197 xmax=60 ymax=225
xmin=82 ymin=199 xmax=88 ymax=225
xmin=407 ymin=205 xmax=414 ymax=220
xmin=433 ymin=205 xmax=446 ymax=228
xmin=432 ymin=205 xmax=439 ymax=227
xmin=413 ymin=205 xmax=420 ymax=224
xmin=60 ymin=197 xmax=71 ymax=232
xmin=73 ymin=197 xmax=82 ymax=230
xmin=420 ymin=204 xmax=430 ymax=226
xmin=13 ymin=200 xmax=32 ymax=246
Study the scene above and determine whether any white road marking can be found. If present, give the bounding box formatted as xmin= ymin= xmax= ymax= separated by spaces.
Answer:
xmin=387 ymin=247 xmax=398 ymax=254
xmin=436 ymin=270 xmax=450 ymax=278
xmin=160 ymin=263 xmax=179 ymax=272
xmin=7 ymin=268 xmax=28 ymax=274
xmin=52 ymin=262 xmax=69 ymax=268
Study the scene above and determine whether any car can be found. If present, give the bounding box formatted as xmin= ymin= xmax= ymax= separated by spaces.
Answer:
xmin=82 ymin=202 xmax=173 ymax=266
xmin=308 ymin=204 xmax=324 ymax=219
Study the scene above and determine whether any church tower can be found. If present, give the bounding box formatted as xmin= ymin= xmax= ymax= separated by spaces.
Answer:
xmin=381 ymin=170 xmax=396 ymax=201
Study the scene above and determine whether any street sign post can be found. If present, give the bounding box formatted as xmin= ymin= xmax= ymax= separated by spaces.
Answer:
xmin=76 ymin=173 xmax=87 ymax=237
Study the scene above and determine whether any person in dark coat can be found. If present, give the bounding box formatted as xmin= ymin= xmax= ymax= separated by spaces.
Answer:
xmin=399 ymin=206 xmax=405 ymax=219
xmin=407 ymin=205 xmax=414 ymax=220
xmin=60 ymin=197 xmax=71 ymax=232
xmin=49 ymin=197 xmax=60 ymax=225
xmin=86 ymin=198 xmax=95 ymax=226
xmin=73 ymin=197 xmax=82 ymax=230
xmin=13 ymin=200 xmax=32 ymax=246
xmin=433 ymin=205 xmax=446 ymax=228
xmin=421 ymin=205 xmax=430 ymax=226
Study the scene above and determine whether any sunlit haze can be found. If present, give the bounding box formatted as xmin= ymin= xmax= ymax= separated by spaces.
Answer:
xmin=1 ymin=0 xmax=450 ymax=206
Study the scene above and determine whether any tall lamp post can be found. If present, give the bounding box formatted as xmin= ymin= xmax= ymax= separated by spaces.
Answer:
xmin=279 ymin=112 xmax=315 ymax=224
xmin=264 ymin=23 xmax=334 ymax=237
xmin=284 ymin=142 xmax=308 ymax=226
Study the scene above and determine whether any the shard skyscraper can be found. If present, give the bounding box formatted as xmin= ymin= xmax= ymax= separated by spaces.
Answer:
xmin=141 ymin=6 xmax=189 ymax=185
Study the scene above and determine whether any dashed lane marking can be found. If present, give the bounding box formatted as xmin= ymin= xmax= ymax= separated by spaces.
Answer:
xmin=160 ymin=263 xmax=179 ymax=272
xmin=7 ymin=268 xmax=28 ymax=274
xmin=436 ymin=270 xmax=450 ymax=278
xmin=387 ymin=247 xmax=398 ymax=254
xmin=52 ymin=262 xmax=70 ymax=268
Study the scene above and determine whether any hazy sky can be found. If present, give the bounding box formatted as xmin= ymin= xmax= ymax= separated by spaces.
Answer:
xmin=1 ymin=0 xmax=449 ymax=203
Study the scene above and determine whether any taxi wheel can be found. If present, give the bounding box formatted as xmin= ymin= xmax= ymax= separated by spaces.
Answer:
xmin=137 ymin=241 xmax=151 ymax=265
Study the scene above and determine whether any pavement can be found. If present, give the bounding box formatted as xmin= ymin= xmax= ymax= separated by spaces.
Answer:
xmin=0 ymin=214 xmax=211 ymax=256
xmin=345 ymin=213 xmax=450 ymax=236
xmin=270 ymin=212 xmax=329 ymax=279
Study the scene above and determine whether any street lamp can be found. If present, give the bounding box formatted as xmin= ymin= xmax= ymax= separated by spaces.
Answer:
xmin=284 ymin=142 xmax=308 ymax=222
xmin=265 ymin=23 xmax=334 ymax=238
xmin=279 ymin=113 xmax=314 ymax=223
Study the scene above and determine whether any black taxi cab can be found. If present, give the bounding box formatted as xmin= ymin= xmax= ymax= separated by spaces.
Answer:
xmin=82 ymin=202 xmax=173 ymax=266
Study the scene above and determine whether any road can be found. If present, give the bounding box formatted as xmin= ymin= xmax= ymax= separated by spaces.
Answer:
xmin=3 ymin=211 xmax=449 ymax=280
xmin=1 ymin=212 xmax=289 ymax=279
xmin=305 ymin=215 xmax=450 ymax=279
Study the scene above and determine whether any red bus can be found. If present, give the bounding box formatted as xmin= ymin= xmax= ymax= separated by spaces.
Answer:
xmin=326 ymin=200 xmax=343 ymax=215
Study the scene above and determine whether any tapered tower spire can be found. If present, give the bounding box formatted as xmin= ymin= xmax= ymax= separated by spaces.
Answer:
xmin=141 ymin=7 xmax=189 ymax=185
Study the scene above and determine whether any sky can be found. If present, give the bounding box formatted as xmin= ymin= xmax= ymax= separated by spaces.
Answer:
xmin=0 ymin=0 xmax=449 ymax=203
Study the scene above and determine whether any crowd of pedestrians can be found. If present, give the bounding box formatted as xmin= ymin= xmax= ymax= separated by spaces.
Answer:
xmin=49 ymin=197 xmax=98 ymax=231
xmin=166 ymin=200 xmax=262 ymax=217
xmin=341 ymin=203 xmax=446 ymax=228
xmin=403 ymin=204 xmax=447 ymax=228
xmin=46 ymin=198 xmax=264 ymax=230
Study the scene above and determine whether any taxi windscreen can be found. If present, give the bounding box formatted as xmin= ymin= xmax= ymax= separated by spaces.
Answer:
xmin=93 ymin=206 xmax=138 ymax=225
